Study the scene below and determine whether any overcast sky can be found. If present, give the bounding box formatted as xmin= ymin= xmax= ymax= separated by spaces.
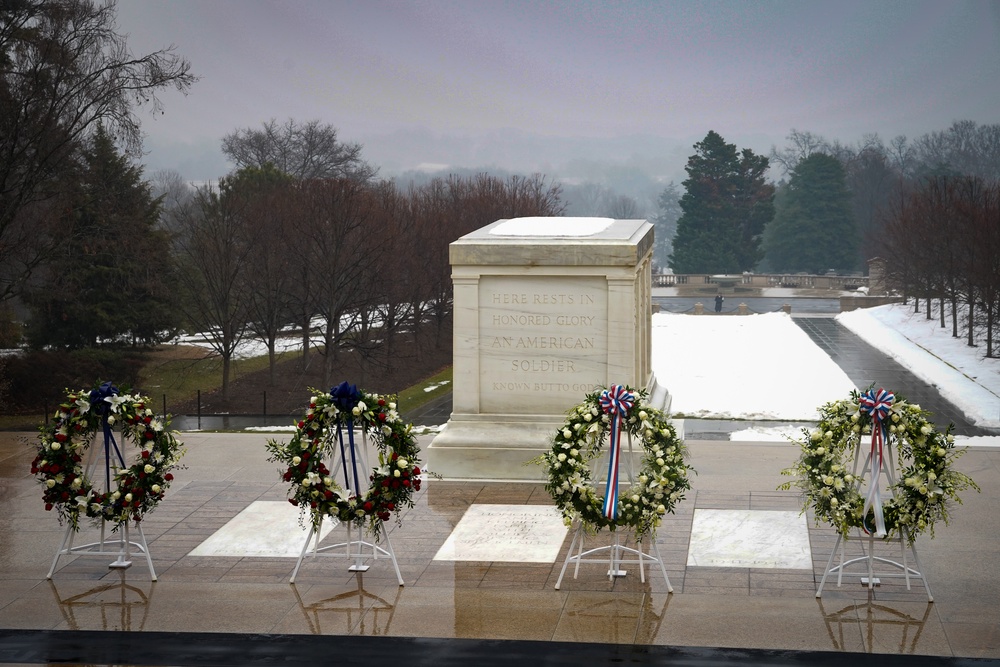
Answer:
xmin=114 ymin=0 xmax=1000 ymax=182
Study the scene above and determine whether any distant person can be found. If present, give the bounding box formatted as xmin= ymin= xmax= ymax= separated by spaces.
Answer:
xmin=714 ymin=294 xmax=724 ymax=313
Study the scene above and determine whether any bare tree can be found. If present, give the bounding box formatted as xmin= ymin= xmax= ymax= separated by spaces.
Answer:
xmin=221 ymin=118 xmax=377 ymax=181
xmin=0 ymin=0 xmax=194 ymax=302
xmin=174 ymin=182 xmax=254 ymax=400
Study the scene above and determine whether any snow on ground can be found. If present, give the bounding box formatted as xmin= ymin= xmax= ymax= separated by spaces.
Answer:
xmin=651 ymin=311 xmax=856 ymax=421
xmin=652 ymin=305 xmax=1000 ymax=445
xmin=838 ymin=304 xmax=1000 ymax=430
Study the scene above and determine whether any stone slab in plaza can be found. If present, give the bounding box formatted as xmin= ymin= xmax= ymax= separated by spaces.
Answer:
xmin=427 ymin=216 xmax=669 ymax=480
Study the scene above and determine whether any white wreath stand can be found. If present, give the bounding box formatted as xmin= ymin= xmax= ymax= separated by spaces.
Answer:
xmin=555 ymin=432 xmax=672 ymax=591
xmin=289 ymin=428 xmax=404 ymax=586
xmin=47 ymin=431 xmax=157 ymax=580
xmin=815 ymin=438 xmax=932 ymax=601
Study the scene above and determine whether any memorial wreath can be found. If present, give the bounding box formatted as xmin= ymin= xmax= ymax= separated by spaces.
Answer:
xmin=266 ymin=382 xmax=422 ymax=534
xmin=780 ymin=387 xmax=978 ymax=542
xmin=539 ymin=384 xmax=692 ymax=540
xmin=30 ymin=382 xmax=185 ymax=530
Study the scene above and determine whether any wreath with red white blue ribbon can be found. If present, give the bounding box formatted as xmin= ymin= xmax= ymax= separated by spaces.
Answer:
xmin=780 ymin=387 xmax=978 ymax=542
xmin=266 ymin=382 xmax=422 ymax=535
xmin=539 ymin=385 xmax=692 ymax=540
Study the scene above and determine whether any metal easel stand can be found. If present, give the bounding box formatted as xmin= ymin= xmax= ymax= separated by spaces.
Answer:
xmin=815 ymin=439 xmax=932 ymax=601
xmin=289 ymin=427 xmax=404 ymax=586
xmin=289 ymin=519 xmax=403 ymax=586
xmin=555 ymin=526 xmax=672 ymax=591
xmin=554 ymin=431 xmax=672 ymax=592
xmin=47 ymin=434 xmax=157 ymax=581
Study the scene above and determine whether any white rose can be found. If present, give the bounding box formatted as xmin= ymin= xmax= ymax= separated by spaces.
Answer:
xmin=151 ymin=484 xmax=161 ymax=493
xmin=46 ymin=479 xmax=56 ymax=488
xmin=394 ymin=470 xmax=400 ymax=478
xmin=357 ymin=401 xmax=367 ymax=412
xmin=51 ymin=442 xmax=61 ymax=451
xmin=324 ymin=477 xmax=333 ymax=486
xmin=144 ymin=464 xmax=155 ymax=474
xmin=292 ymin=456 xmax=301 ymax=465
xmin=397 ymin=458 xmax=408 ymax=468
xmin=583 ymin=414 xmax=592 ymax=422
xmin=562 ymin=428 xmax=572 ymax=439
xmin=557 ymin=453 xmax=567 ymax=462
xmin=830 ymin=498 xmax=839 ymax=507
xmin=352 ymin=407 xmax=361 ymax=416
xmin=124 ymin=493 xmax=133 ymax=502
xmin=638 ymin=411 xmax=648 ymax=420
xmin=301 ymin=479 xmax=311 ymax=488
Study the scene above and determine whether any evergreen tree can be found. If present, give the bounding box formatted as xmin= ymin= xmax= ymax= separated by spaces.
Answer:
xmin=669 ymin=131 xmax=774 ymax=274
xmin=25 ymin=127 xmax=177 ymax=348
xmin=652 ymin=181 xmax=682 ymax=271
xmin=762 ymin=153 xmax=858 ymax=273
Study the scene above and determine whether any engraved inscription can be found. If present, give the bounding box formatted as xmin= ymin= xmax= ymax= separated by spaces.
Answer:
xmin=479 ymin=276 xmax=607 ymax=412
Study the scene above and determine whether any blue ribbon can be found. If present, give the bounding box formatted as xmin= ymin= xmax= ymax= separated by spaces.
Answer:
xmin=330 ymin=382 xmax=362 ymax=494
xmin=89 ymin=381 xmax=125 ymax=491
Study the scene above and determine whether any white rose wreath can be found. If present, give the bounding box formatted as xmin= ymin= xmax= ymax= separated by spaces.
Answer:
xmin=780 ymin=387 xmax=978 ymax=542
xmin=538 ymin=384 xmax=692 ymax=540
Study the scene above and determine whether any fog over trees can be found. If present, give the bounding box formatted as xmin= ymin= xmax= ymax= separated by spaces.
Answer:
xmin=4 ymin=1 xmax=1000 ymax=411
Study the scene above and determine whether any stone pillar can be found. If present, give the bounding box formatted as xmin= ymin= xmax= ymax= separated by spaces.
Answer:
xmin=782 ymin=303 xmax=792 ymax=314
xmin=427 ymin=217 xmax=661 ymax=480
xmin=694 ymin=302 xmax=704 ymax=315
xmin=738 ymin=302 xmax=749 ymax=315
xmin=868 ymin=257 xmax=887 ymax=296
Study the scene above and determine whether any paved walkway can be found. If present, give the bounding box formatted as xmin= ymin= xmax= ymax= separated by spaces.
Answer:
xmin=3 ymin=310 xmax=1000 ymax=665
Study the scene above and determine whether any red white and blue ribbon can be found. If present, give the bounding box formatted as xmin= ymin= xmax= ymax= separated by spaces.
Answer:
xmin=858 ymin=387 xmax=894 ymax=537
xmin=599 ymin=384 xmax=634 ymax=521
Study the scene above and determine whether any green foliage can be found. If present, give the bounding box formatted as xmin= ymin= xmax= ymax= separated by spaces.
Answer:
xmin=24 ymin=127 xmax=179 ymax=348
xmin=669 ymin=131 xmax=774 ymax=274
xmin=763 ymin=153 xmax=858 ymax=273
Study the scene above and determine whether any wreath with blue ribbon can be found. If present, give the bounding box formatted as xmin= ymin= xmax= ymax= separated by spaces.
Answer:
xmin=266 ymin=382 xmax=422 ymax=534
xmin=538 ymin=385 xmax=692 ymax=540
xmin=780 ymin=387 xmax=979 ymax=542
xmin=30 ymin=382 xmax=186 ymax=530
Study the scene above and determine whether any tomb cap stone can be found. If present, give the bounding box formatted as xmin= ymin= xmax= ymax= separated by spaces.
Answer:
xmin=450 ymin=217 xmax=653 ymax=267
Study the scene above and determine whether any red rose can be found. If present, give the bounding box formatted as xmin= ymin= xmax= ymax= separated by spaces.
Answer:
xmin=54 ymin=433 xmax=67 ymax=443
xmin=413 ymin=467 xmax=421 ymax=476
xmin=392 ymin=480 xmax=400 ymax=489
xmin=164 ymin=473 xmax=174 ymax=481
xmin=387 ymin=502 xmax=395 ymax=510
xmin=378 ymin=399 xmax=385 ymax=406
xmin=143 ymin=416 xmax=152 ymax=424
xmin=297 ymin=421 xmax=304 ymax=429
xmin=288 ymin=498 xmax=298 ymax=506
xmin=283 ymin=470 xmax=292 ymax=482
xmin=381 ymin=479 xmax=391 ymax=487
xmin=145 ymin=431 xmax=155 ymax=440
xmin=141 ymin=451 xmax=150 ymax=459
xmin=324 ymin=490 xmax=333 ymax=499
xmin=378 ymin=413 xmax=386 ymax=421
xmin=402 ymin=479 xmax=410 ymax=487
xmin=45 ymin=503 xmax=53 ymax=511
xmin=363 ymin=501 xmax=373 ymax=511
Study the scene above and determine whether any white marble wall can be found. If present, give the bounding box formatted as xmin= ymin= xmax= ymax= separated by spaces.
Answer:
xmin=428 ymin=217 xmax=660 ymax=479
